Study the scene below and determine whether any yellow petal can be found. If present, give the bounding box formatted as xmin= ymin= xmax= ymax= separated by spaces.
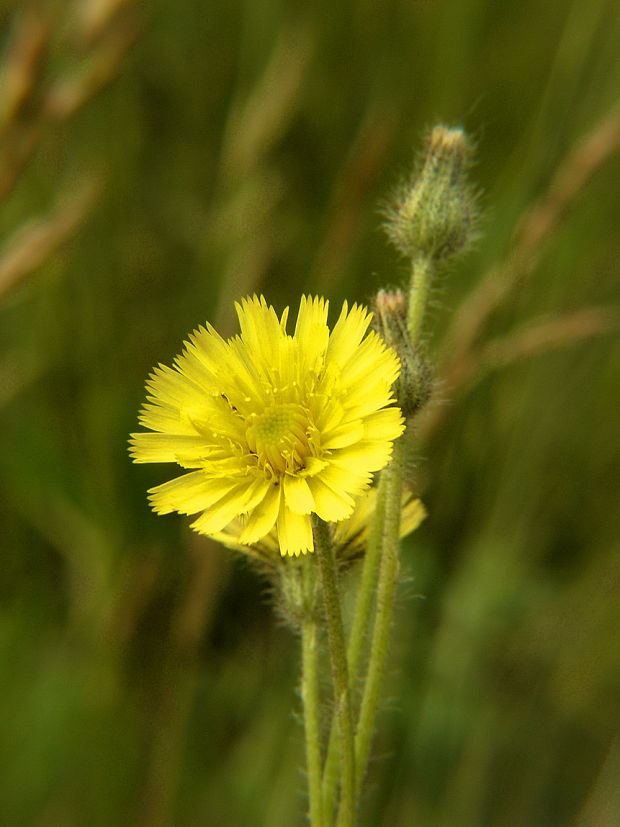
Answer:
xmin=301 ymin=456 xmax=329 ymax=477
xmin=344 ymin=391 xmax=398 ymax=421
xmin=129 ymin=433 xmax=207 ymax=464
xmin=186 ymin=323 xmax=231 ymax=376
xmin=148 ymin=472 xmax=234 ymax=515
xmin=138 ymin=402 xmax=194 ymax=434
xmin=333 ymin=440 xmax=397 ymax=474
xmin=318 ymin=461 xmax=371 ymax=497
xmin=339 ymin=331 xmax=398 ymax=386
xmin=239 ymin=484 xmax=281 ymax=544
xmin=190 ymin=480 xmax=264 ymax=534
xmin=283 ymin=475 xmax=315 ymax=514
xmin=174 ymin=347 xmax=219 ymax=393
xmin=321 ymin=419 xmax=364 ymax=450
xmin=189 ymin=322 xmax=268 ymax=410
xmin=277 ymin=502 xmax=313 ymax=555
xmin=306 ymin=476 xmax=356 ymax=522
xmin=146 ymin=363 xmax=203 ymax=409
xmin=326 ymin=302 xmax=372 ymax=367
xmin=293 ymin=295 xmax=329 ymax=369
xmin=235 ymin=295 xmax=286 ymax=369
xmin=362 ymin=407 xmax=406 ymax=441
xmin=313 ymin=397 xmax=344 ymax=433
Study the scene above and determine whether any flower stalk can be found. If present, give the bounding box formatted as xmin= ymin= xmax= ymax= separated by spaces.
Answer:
xmin=300 ymin=559 xmax=324 ymax=827
xmin=354 ymin=439 xmax=405 ymax=793
xmin=312 ymin=516 xmax=356 ymax=827
xmin=407 ymin=256 xmax=434 ymax=342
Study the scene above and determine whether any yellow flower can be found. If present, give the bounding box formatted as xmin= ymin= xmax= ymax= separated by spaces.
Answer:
xmin=130 ymin=295 xmax=404 ymax=556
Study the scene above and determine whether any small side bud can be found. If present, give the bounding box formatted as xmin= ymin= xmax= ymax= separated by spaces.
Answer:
xmin=384 ymin=126 xmax=476 ymax=262
xmin=372 ymin=288 xmax=432 ymax=418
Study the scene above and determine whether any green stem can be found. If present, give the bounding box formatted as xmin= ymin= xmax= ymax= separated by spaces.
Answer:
xmin=407 ymin=256 xmax=434 ymax=340
xmin=321 ymin=473 xmax=388 ymax=820
xmin=346 ymin=472 xmax=389 ymax=689
xmin=354 ymin=439 xmax=405 ymax=793
xmin=301 ymin=575 xmax=324 ymax=827
xmin=312 ymin=516 xmax=356 ymax=827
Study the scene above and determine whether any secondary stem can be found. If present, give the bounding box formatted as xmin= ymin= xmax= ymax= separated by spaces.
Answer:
xmin=312 ymin=516 xmax=356 ymax=827
xmin=321 ymin=473 xmax=388 ymax=819
xmin=354 ymin=439 xmax=405 ymax=793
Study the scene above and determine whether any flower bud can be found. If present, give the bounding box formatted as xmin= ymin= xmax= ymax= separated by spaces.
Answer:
xmin=384 ymin=126 xmax=475 ymax=262
xmin=372 ymin=288 xmax=432 ymax=418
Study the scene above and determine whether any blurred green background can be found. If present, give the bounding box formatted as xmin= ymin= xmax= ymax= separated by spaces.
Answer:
xmin=1 ymin=0 xmax=619 ymax=824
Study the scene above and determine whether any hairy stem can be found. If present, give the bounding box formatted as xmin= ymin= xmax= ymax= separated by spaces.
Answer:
xmin=301 ymin=590 xmax=324 ymax=827
xmin=408 ymin=256 xmax=434 ymax=342
xmin=313 ymin=516 xmax=356 ymax=827
xmin=354 ymin=439 xmax=404 ymax=793
xmin=322 ymin=473 xmax=388 ymax=820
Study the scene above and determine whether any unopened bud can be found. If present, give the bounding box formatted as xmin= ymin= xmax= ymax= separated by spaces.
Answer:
xmin=372 ymin=288 xmax=432 ymax=418
xmin=384 ymin=126 xmax=475 ymax=262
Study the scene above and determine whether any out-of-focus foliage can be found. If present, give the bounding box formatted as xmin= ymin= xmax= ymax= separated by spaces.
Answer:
xmin=1 ymin=0 xmax=619 ymax=824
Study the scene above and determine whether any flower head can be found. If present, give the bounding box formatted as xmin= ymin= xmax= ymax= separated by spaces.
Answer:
xmin=130 ymin=295 xmax=404 ymax=556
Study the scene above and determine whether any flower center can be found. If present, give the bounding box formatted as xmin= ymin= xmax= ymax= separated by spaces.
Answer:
xmin=246 ymin=403 xmax=311 ymax=475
